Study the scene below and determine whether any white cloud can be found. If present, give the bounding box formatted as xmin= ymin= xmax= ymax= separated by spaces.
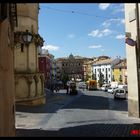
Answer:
xmin=68 ymin=34 xmax=75 ymax=38
xmin=99 ymin=3 xmax=110 ymax=10
xmin=121 ymin=19 xmax=125 ymax=24
xmin=88 ymin=30 xmax=99 ymax=37
xmin=89 ymin=45 xmax=102 ymax=49
xmin=102 ymin=21 xmax=111 ymax=28
xmin=116 ymin=34 xmax=125 ymax=39
xmin=112 ymin=4 xmax=124 ymax=14
xmin=42 ymin=44 xmax=59 ymax=51
xmin=102 ymin=18 xmax=125 ymax=28
xmin=88 ymin=28 xmax=112 ymax=38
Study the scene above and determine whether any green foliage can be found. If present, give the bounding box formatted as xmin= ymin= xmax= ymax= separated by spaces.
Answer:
xmin=92 ymin=73 xmax=96 ymax=80
xmin=98 ymin=71 xmax=104 ymax=87
xmin=85 ymin=74 xmax=90 ymax=82
xmin=61 ymin=73 xmax=69 ymax=85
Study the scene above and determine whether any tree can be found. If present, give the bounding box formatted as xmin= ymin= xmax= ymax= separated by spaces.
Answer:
xmin=112 ymin=75 xmax=115 ymax=81
xmin=119 ymin=75 xmax=122 ymax=84
xmin=61 ymin=73 xmax=69 ymax=86
xmin=105 ymin=74 xmax=108 ymax=84
xmin=92 ymin=73 xmax=96 ymax=80
xmin=98 ymin=71 xmax=104 ymax=87
xmin=85 ymin=74 xmax=90 ymax=82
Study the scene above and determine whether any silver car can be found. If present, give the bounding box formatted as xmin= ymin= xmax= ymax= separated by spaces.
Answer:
xmin=114 ymin=88 xmax=127 ymax=99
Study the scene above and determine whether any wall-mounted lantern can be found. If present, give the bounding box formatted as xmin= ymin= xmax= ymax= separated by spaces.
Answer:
xmin=14 ymin=30 xmax=33 ymax=52
xmin=14 ymin=30 xmax=44 ymax=53
xmin=22 ymin=30 xmax=33 ymax=46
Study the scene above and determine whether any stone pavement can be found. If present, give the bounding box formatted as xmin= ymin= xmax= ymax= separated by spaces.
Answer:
xmin=16 ymin=124 xmax=140 ymax=137
xmin=15 ymin=89 xmax=140 ymax=137
xmin=15 ymin=89 xmax=82 ymax=113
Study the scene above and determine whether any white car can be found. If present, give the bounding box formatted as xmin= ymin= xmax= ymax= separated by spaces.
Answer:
xmin=107 ymin=87 xmax=116 ymax=94
xmin=78 ymin=82 xmax=86 ymax=89
xmin=118 ymin=85 xmax=128 ymax=93
xmin=101 ymin=84 xmax=110 ymax=92
xmin=114 ymin=88 xmax=127 ymax=99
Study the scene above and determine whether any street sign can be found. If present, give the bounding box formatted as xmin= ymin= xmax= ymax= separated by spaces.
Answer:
xmin=125 ymin=37 xmax=136 ymax=46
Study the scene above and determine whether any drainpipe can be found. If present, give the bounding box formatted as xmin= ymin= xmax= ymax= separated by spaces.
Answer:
xmin=135 ymin=3 xmax=140 ymax=117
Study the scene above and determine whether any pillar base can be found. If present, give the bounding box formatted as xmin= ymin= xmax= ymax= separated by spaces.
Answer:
xmin=16 ymin=95 xmax=46 ymax=106
xmin=128 ymin=98 xmax=140 ymax=118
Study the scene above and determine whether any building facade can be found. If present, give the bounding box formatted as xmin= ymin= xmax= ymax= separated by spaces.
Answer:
xmin=38 ymin=54 xmax=51 ymax=88
xmin=112 ymin=59 xmax=127 ymax=85
xmin=61 ymin=54 xmax=84 ymax=82
xmin=14 ymin=4 xmax=45 ymax=105
xmin=125 ymin=3 xmax=140 ymax=118
xmin=56 ymin=58 xmax=63 ymax=81
xmin=93 ymin=58 xmax=121 ymax=84
xmin=83 ymin=60 xmax=95 ymax=81
xmin=0 ymin=4 xmax=17 ymax=136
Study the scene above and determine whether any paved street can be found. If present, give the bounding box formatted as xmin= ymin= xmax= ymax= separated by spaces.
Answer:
xmin=16 ymin=89 xmax=140 ymax=137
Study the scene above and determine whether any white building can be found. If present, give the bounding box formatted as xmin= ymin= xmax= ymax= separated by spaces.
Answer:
xmin=93 ymin=58 xmax=121 ymax=84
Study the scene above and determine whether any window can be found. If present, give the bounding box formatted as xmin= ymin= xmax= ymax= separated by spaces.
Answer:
xmin=112 ymin=75 xmax=115 ymax=81
xmin=108 ymin=68 xmax=110 ymax=71
xmin=119 ymin=75 xmax=122 ymax=82
xmin=0 ymin=4 xmax=8 ymax=21
xmin=21 ymin=43 xmax=24 ymax=52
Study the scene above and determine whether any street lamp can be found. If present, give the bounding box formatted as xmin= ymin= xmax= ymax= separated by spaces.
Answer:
xmin=22 ymin=30 xmax=33 ymax=45
xmin=22 ymin=30 xmax=33 ymax=72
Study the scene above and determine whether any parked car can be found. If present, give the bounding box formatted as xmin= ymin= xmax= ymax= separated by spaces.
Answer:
xmin=107 ymin=87 xmax=116 ymax=94
xmin=78 ymin=82 xmax=86 ymax=89
xmin=114 ymin=88 xmax=127 ymax=99
xmin=101 ymin=84 xmax=110 ymax=92
xmin=118 ymin=84 xmax=128 ymax=93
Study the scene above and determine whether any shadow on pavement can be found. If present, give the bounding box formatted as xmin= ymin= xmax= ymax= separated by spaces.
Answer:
xmin=16 ymin=90 xmax=128 ymax=113
xmin=16 ymin=123 xmax=140 ymax=137
xmin=15 ymin=90 xmax=81 ymax=113
xmin=62 ymin=93 xmax=128 ymax=112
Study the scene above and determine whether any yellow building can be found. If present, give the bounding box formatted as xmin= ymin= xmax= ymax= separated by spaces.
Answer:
xmin=14 ymin=4 xmax=45 ymax=105
xmin=83 ymin=60 xmax=94 ymax=81
xmin=112 ymin=59 xmax=127 ymax=85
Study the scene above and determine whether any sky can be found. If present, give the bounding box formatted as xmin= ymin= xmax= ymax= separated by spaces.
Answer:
xmin=38 ymin=3 xmax=125 ymax=59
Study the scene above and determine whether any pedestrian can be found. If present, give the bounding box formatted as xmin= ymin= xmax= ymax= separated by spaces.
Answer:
xmin=50 ymin=84 xmax=54 ymax=93
xmin=66 ymin=81 xmax=70 ymax=94
xmin=57 ymin=86 xmax=60 ymax=93
xmin=55 ymin=84 xmax=59 ymax=93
